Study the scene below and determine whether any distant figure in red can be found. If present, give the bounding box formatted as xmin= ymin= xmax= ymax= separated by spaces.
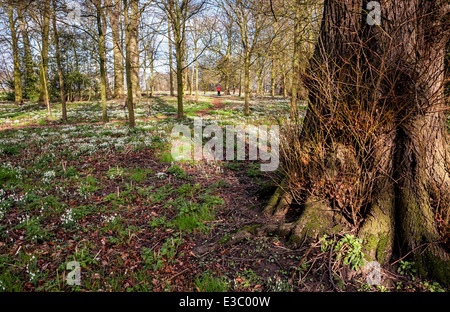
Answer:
xmin=217 ymin=86 xmax=221 ymax=96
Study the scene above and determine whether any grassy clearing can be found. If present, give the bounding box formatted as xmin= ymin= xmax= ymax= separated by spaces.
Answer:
xmin=0 ymin=95 xmax=294 ymax=292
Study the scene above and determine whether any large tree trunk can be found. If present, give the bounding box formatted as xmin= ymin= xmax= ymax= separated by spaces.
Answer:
xmin=265 ymin=0 xmax=450 ymax=285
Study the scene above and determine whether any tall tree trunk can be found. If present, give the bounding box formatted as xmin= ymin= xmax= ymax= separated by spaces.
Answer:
xmin=148 ymin=49 xmax=155 ymax=97
xmin=176 ymin=43 xmax=184 ymax=119
xmin=290 ymin=0 xmax=302 ymax=117
xmin=169 ymin=0 xmax=185 ymax=119
xmin=124 ymin=0 xmax=135 ymax=127
xmin=108 ymin=0 xmax=124 ymax=98
xmin=96 ymin=1 xmax=108 ymax=123
xmin=270 ymin=57 xmax=276 ymax=97
xmin=264 ymin=0 xmax=450 ymax=285
xmin=52 ymin=0 xmax=67 ymax=121
xmin=7 ymin=4 xmax=22 ymax=105
xmin=130 ymin=0 xmax=140 ymax=100
xmin=17 ymin=5 xmax=35 ymax=101
xmin=194 ymin=38 xmax=199 ymax=102
xmin=100 ymin=7 xmax=112 ymax=98
xmin=243 ymin=54 xmax=250 ymax=115
xmin=168 ymin=19 xmax=174 ymax=97
xmin=238 ymin=69 xmax=242 ymax=97
xmin=256 ymin=54 xmax=264 ymax=97
xmin=38 ymin=0 xmax=50 ymax=108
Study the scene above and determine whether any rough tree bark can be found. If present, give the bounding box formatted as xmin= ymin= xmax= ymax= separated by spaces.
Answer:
xmin=262 ymin=0 xmax=450 ymax=285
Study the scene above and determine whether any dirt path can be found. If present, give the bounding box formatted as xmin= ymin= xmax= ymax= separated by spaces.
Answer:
xmin=0 ymin=96 xmax=226 ymax=131
xmin=196 ymin=96 xmax=225 ymax=116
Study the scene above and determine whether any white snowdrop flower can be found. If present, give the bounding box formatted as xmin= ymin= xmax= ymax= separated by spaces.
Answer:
xmin=60 ymin=208 xmax=74 ymax=225
xmin=156 ymin=172 xmax=168 ymax=180
xmin=102 ymin=213 xmax=118 ymax=223
xmin=42 ymin=170 xmax=56 ymax=184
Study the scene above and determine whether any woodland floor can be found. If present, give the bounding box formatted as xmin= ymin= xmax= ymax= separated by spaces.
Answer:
xmin=0 ymin=92 xmax=448 ymax=292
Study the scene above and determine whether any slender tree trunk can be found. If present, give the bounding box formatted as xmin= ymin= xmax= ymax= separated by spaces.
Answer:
xmin=189 ymin=67 xmax=193 ymax=96
xmin=124 ymin=0 xmax=135 ymax=127
xmin=96 ymin=1 xmax=108 ymax=123
xmin=146 ymin=48 xmax=155 ymax=97
xmin=176 ymin=46 xmax=184 ymax=119
xmin=256 ymin=53 xmax=264 ymax=97
xmin=130 ymin=0 xmax=140 ymax=100
xmin=168 ymin=19 xmax=174 ymax=96
xmin=290 ymin=1 xmax=301 ymax=117
xmin=52 ymin=0 xmax=67 ymax=121
xmin=194 ymin=39 xmax=199 ymax=102
xmin=243 ymin=55 xmax=250 ymax=115
xmin=238 ymin=69 xmax=242 ymax=97
xmin=170 ymin=0 xmax=185 ymax=120
xmin=7 ymin=5 xmax=22 ymax=105
xmin=270 ymin=57 xmax=276 ymax=97
xmin=100 ymin=8 xmax=112 ymax=98
xmin=38 ymin=0 xmax=50 ymax=108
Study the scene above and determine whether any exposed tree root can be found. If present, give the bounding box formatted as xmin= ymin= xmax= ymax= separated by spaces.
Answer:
xmin=397 ymin=183 xmax=450 ymax=285
xmin=357 ymin=180 xmax=395 ymax=265
xmin=262 ymin=180 xmax=292 ymax=218
xmin=212 ymin=173 xmax=450 ymax=285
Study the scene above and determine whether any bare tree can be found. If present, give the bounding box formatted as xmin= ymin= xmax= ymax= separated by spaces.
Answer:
xmin=158 ymin=0 xmax=206 ymax=119
xmin=221 ymin=0 xmax=272 ymax=115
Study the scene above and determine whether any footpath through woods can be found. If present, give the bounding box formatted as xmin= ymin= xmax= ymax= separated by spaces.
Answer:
xmin=196 ymin=96 xmax=225 ymax=116
xmin=0 ymin=95 xmax=226 ymax=131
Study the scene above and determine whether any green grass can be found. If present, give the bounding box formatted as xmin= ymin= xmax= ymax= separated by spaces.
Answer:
xmin=194 ymin=271 xmax=229 ymax=292
xmin=142 ymin=236 xmax=183 ymax=271
xmin=0 ymin=166 xmax=18 ymax=184
xmin=166 ymin=164 xmax=188 ymax=179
